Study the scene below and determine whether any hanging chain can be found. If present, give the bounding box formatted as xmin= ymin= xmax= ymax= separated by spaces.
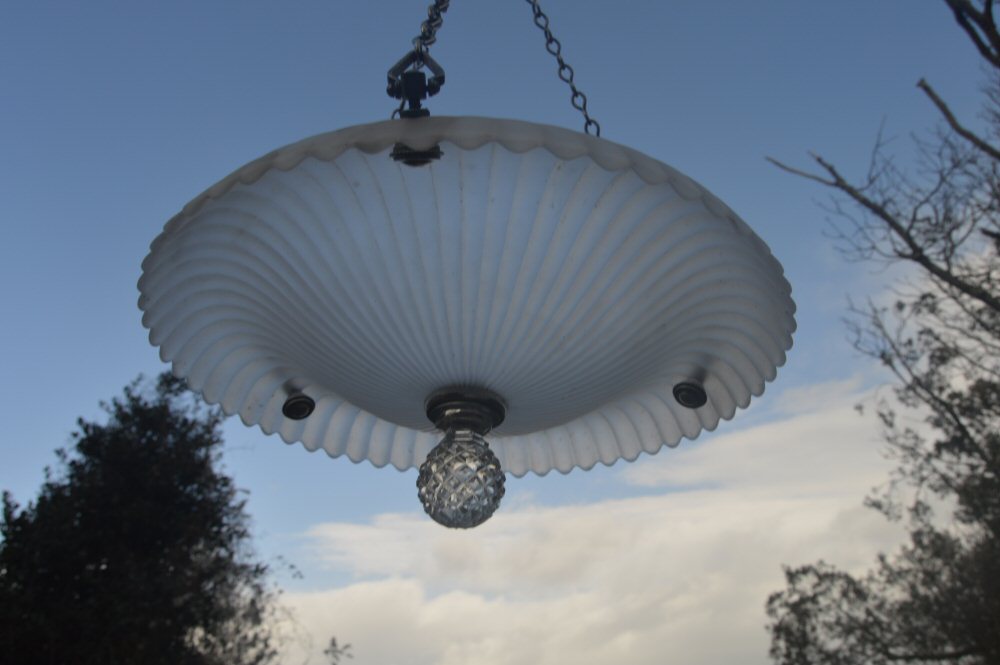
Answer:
xmin=524 ymin=0 xmax=601 ymax=136
xmin=389 ymin=0 xmax=450 ymax=118
xmin=413 ymin=0 xmax=451 ymax=56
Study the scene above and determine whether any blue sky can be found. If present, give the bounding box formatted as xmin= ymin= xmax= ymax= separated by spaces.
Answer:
xmin=0 ymin=2 xmax=988 ymax=663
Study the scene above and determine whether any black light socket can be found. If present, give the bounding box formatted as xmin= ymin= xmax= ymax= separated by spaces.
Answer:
xmin=673 ymin=382 xmax=708 ymax=409
xmin=282 ymin=393 xmax=316 ymax=420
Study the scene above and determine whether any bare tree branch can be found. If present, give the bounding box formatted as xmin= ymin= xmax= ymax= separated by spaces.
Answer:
xmin=766 ymin=156 xmax=836 ymax=186
xmin=918 ymin=78 xmax=1000 ymax=161
xmin=944 ymin=0 xmax=1000 ymax=68
xmin=775 ymin=151 xmax=1000 ymax=314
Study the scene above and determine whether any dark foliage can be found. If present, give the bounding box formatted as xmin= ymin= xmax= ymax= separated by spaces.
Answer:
xmin=0 ymin=374 xmax=279 ymax=665
xmin=766 ymin=2 xmax=1000 ymax=663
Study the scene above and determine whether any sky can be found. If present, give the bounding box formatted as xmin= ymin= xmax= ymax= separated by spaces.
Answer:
xmin=0 ymin=1 xmax=989 ymax=663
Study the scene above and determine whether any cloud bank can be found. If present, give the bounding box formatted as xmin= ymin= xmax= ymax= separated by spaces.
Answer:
xmin=279 ymin=379 xmax=903 ymax=665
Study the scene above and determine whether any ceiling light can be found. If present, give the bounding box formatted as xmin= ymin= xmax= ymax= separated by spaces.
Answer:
xmin=138 ymin=0 xmax=795 ymax=528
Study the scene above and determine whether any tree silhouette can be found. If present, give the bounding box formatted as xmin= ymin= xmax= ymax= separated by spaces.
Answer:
xmin=766 ymin=1 xmax=1000 ymax=663
xmin=0 ymin=374 xmax=280 ymax=665
xmin=324 ymin=637 xmax=353 ymax=664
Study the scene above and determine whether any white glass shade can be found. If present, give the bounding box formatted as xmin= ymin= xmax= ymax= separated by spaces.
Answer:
xmin=138 ymin=116 xmax=795 ymax=477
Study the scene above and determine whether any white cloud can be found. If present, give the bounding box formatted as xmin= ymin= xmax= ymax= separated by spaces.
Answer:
xmin=621 ymin=376 xmax=889 ymax=497
xmin=279 ymin=379 xmax=905 ymax=665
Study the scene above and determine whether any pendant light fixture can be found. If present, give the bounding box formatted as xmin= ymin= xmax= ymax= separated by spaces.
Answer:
xmin=139 ymin=0 xmax=796 ymax=529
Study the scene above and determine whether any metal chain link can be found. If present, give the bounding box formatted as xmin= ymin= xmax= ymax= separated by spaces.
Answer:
xmin=412 ymin=0 xmax=451 ymax=55
xmin=524 ymin=0 xmax=601 ymax=136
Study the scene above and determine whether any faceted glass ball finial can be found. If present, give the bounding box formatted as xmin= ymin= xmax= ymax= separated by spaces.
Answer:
xmin=417 ymin=429 xmax=505 ymax=529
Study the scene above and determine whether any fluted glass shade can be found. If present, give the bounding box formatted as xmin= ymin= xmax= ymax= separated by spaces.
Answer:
xmin=138 ymin=116 xmax=796 ymax=477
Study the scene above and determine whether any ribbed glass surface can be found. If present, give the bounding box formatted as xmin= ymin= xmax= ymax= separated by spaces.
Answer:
xmin=138 ymin=116 xmax=796 ymax=477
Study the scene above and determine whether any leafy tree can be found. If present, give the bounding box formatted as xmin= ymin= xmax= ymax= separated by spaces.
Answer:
xmin=0 ymin=374 xmax=280 ymax=665
xmin=764 ymin=2 xmax=1000 ymax=664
